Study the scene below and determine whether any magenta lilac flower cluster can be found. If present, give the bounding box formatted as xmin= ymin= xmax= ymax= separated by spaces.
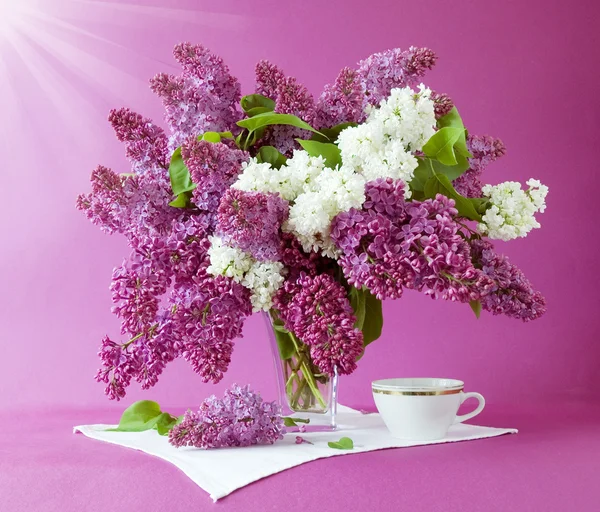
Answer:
xmin=454 ymin=135 xmax=507 ymax=198
xmin=169 ymin=384 xmax=285 ymax=449
xmin=275 ymin=273 xmax=364 ymax=375
xmin=217 ymin=189 xmax=289 ymax=261
xmin=182 ymin=138 xmax=248 ymax=212
xmin=79 ymin=41 xmax=547 ymax=403
xmin=331 ymin=178 xmax=494 ymax=303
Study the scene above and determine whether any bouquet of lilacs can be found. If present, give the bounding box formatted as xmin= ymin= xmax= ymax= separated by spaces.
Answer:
xmin=78 ymin=43 xmax=548 ymax=414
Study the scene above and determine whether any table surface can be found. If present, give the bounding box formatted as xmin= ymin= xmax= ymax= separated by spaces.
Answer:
xmin=2 ymin=400 xmax=599 ymax=512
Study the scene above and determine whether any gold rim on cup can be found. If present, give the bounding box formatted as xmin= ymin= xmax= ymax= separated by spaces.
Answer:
xmin=372 ymin=387 xmax=464 ymax=396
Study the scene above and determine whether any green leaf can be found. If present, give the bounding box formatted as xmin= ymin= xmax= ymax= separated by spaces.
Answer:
xmin=169 ymin=147 xmax=196 ymax=196
xmin=362 ymin=291 xmax=383 ymax=348
xmin=431 ymin=155 xmax=470 ymax=181
xmin=109 ymin=400 xmax=180 ymax=436
xmin=469 ymin=300 xmax=482 ymax=319
xmin=411 ymin=158 xmax=433 ymax=192
xmin=202 ymin=132 xmax=221 ymax=143
xmin=436 ymin=106 xmax=472 ymax=159
xmin=283 ymin=417 xmax=311 ymax=427
xmin=328 ymin=437 xmax=354 ymax=450
xmin=348 ymin=286 xmax=383 ymax=354
xmin=240 ymin=94 xmax=276 ymax=114
xmin=257 ymin=146 xmax=288 ymax=169
xmin=422 ymin=127 xmax=463 ymax=166
xmin=169 ymin=192 xmax=193 ymax=208
xmin=410 ymin=156 xmax=470 ymax=194
xmin=295 ymin=139 xmax=341 ymax=169
xmin=270 ymin=315 xmax=296 ymax=360
xmin=423 ymin=173 xmax=483 ymax=222
xmin=111 ymin=400 xmax=162 ymax=432
xmin=155 ymin=413 xmax=178 ymax=436
xmin=311 ymin=122 xmax=357 ymax=143
xmin=349 ymin=286 xmax=367 ymax=331
xmin=237 ymin=112 xmax=324 ymax=138
xmin=246 ymin=106 xmax=273 ymax=117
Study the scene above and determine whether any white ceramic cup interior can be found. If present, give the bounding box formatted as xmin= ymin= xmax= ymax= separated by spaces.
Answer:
xmin=372 ymin=378 xmax=485 ymax=441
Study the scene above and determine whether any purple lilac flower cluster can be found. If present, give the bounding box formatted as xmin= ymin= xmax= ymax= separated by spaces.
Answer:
xmin=471 ymin=240 xmax=547 ymax=321
xmin=150 ymin=43 xmax=242 ymax=149
xmin=331 ymin=178 xmax=493 ymax=302
xmin=357 ymin=46 xmax=437 ymax=106
xmin=454 ymin=135 xmax=507 ymax=198
xmin=169 ymin=384 xmax=285 ymax=449
xmin=314 ymin=67 xmax=366 ymax=129
xmin=254 ymin=60 xmax=316 ymax=155
xmin=108 ymin=107 xmax=169 ymax=173
xmin=217 ymin=189 xmax=289 ymax=261
xmin=274 ymin=273 xmax=364 ymax=375
xmin=171 ymin=273 xmax=252 ymax=383
xmin=181 ymin=138 xmax=248 ymax=213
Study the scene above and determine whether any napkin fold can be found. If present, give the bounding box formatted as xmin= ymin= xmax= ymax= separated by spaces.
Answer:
xmin=74 ymin=405 xmax=516 ymax=501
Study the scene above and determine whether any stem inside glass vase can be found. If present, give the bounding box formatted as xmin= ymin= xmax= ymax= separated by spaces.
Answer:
xmin=267 ymin=310 xmax=336 ymax=416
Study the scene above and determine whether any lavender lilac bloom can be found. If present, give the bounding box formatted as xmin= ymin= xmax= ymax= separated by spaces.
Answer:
xmin=150 ymin=43 xmax=242 ymax=149
xmin=217 ymin=188 xmax=289 ymax=261
xmin=169 ymin=384 xmax=285 ymax=449
xmin=357 ymin=46 xmax=437 ymax=106
xmin=314 ymin=67 xmax=367 ymax=129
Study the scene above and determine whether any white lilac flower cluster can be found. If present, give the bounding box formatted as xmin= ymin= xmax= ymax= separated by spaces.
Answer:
xmin=478 ymin=179 xmax=549 ymax=241
xmin=206 ymin=235 xmax=286 ymax=311
xmin=234 ymin=151 xmax=366 ymax=257
xmin=336 ymin=84 xmax=436 ymax=197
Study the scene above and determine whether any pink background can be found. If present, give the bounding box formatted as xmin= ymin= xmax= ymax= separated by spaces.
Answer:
xmin=1 ymin=0 xmax=599 ymax=413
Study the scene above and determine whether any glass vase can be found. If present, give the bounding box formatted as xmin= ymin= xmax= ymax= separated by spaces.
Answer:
xmin=263 ymin=311 xmax=338 ymax=431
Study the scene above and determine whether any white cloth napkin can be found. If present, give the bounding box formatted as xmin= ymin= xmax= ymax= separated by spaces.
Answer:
xmin=74 ymin=405 xmax=516 ymax=501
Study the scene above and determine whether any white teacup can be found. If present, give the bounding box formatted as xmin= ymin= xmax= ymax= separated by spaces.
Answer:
xmin=372 ymin=378 xmax=485 ymax=441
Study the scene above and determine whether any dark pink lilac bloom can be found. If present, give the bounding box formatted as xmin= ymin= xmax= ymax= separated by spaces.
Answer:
xmin=471 ymin=240 xmax=546 ymax=321
xmin=454 ymin=135 xmax=507 ymax=198
xmin=171 ymin=273 xmax=252 ymax=383
xmin=217 ymin=189 xmax=288 ymax=261
xmin=274 ymin=273 xmax=364 ymax=375
xmin=181 ymin=138 xmax=248 ymax=212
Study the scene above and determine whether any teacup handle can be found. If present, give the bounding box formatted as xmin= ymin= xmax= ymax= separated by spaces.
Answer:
xmin=453 ymin=392 xmax=485 ymax=425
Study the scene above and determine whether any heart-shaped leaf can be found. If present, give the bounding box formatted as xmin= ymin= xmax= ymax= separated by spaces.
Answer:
xmin=257 ymin=146 xmax=288 ymax=169
xmin=328 ymin=437 xmax=354 ymax=450
xmin=422 ymin=127 xmax=463 ymax=166
xmin=240 ymin=94 xmax=276 ymax=114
